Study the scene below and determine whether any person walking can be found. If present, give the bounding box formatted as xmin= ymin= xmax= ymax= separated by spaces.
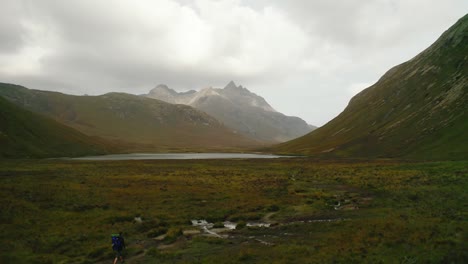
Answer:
xmin=112 ymin=232 xmax=126 ymax=264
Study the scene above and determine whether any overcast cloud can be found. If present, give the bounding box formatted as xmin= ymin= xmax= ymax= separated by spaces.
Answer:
xmin=0 ymin=0 xmax=466 ymax=126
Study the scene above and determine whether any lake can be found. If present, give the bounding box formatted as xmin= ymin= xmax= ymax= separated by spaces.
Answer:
xmin=71 ymin=153 xmax=293 ymax=160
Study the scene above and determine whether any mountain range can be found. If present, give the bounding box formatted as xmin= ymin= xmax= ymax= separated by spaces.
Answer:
xmin=0 ymin=83 xmax=259 ymax=154
xmin=1 ymin=14 xmax=466 ymax=160
xmin=145 ymin=81 xmax=315 ymax=143
xmin=273 ymin=14 xmax=467 ymax=160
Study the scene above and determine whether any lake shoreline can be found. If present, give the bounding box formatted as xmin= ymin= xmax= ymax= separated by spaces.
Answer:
xmin=68 ymin=152 xmax=297 ymax=160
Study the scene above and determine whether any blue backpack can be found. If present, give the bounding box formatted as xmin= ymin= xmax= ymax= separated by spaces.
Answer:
xmin=111 ymin=234 xmax=123 ymax=250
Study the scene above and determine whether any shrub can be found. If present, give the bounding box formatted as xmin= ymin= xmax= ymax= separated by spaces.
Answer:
xmin=146 ymin=247 xmax=159 ymax=257
xmin=86 ymin=246 xmax=110 ymax=261
xmin=213 ymin=222 xmax=225 ymax=228
xmin=236 ymin=221 xmax=246 ymax=230
xmin=146 ymin=248 xmax=180 ymax=260
xmin=267 ymin=204 xmax=280 ymax=212
xmin=147 ymin=227 xmax=168 ymax=238
xmin=108 ymin=215 xmax=133 ymax=224
xmin=135 ymin=218 xmax=167 ymax=232
xmin=164 ymin=227 xmax=182 ymax=243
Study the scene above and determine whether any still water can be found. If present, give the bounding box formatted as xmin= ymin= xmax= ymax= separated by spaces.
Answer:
xmin=72 ymin=153 xmax=293 ymax=160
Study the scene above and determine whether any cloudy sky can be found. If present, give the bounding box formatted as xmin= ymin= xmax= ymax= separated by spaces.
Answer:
xmin=1 ymin=0 xmax=466 ymax=126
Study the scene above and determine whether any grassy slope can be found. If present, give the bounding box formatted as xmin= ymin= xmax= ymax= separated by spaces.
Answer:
xmin=0 ymin=83 xmax=260 ymax=152
xmin=274 ymin=14 xmax=468 ymax=160
xmin=0 ymin=96 xmax=109 ymax=158
xmin=0 ymin=159 xmax=466 ymax=263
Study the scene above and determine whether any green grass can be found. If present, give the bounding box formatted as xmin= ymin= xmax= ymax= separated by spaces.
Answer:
xmin=0 ymin=96 xmax=109 ymax=158
xmin=0 ymin=158 xmax=466 ymax=263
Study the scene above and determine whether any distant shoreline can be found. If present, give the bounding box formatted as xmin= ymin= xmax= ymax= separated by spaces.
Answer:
xmin=68 ymin=153 xmax=297 ymax=160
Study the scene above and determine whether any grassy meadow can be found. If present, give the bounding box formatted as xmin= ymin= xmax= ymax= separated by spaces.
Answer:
xmin=0 ymin=158 xmax=466 ymax=263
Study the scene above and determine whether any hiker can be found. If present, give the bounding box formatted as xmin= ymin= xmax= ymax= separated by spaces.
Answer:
xmin=112 ymin=232 xmax=126 ymax=264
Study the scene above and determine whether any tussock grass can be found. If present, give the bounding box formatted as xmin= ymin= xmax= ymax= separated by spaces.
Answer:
xmin=0 ymin=158 xmax=466 ymax=263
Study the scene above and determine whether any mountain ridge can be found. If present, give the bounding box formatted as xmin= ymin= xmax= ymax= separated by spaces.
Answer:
xmin=145 ymin=81 xmax=313 ymax=142
xmin=272 ymin=14 xmax=468 ymax=160
xmin=0 ymin=83 xmax=260 ymax=152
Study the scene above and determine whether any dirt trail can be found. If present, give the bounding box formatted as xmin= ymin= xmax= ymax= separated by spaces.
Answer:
xmin=94 ymin=249 xmax=147 ymax=264
xmin=262 ymin=212 xmax=277 ymax=223
xmin=94 ymin=253 xmax=139 ymax=264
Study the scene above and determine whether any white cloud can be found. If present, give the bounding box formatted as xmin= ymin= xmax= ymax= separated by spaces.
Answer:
xmin=0 ymin=0 xmax=467 ymax=126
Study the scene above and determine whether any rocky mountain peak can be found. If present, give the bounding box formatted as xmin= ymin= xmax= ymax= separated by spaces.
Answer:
xmin=224 ymin=81 xmax=238 ymax=90
xmin=155 ymin=84 xmax=169 ymax=89
xmin=147 ymin=84 xmax=179 ymax=103
xmin=149 ymin=84 xmax=174 ymax=94
xmin=143 ymin=82 xmax=313 ymax=142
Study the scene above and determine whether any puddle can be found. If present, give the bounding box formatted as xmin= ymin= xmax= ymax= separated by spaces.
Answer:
xmin=191 ymin=219 xmax=228 ymax=238
xmin=191 ymin=219 xmax=271 ymax=231
xmin=188 ymin=218 xmax=347 ymax=247
xmin=191 ymin=219 xmax=213 ymax=228
xmin=286 ymin=218 xmax=348 ymax=225
xmin=247 ymin=222 xmax=271 ymax=228
xmin=202 ymin=226 xmax=223 ymax=238
xmin=223 ymin=221 xmax=237 ymax=230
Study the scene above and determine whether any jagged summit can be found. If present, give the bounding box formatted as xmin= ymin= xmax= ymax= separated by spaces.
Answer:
xmin=144 ymin=82 xmax=314 ymax=142
xmin=147 ymin=84 xmax=180 ymax=103
xmin=223 ymin=81 xmax=252 ymax=95
xmin=224 ymin=80 xmax=238 ymax=90
xmin=155 ymin=84 xmax=170 ymax=89
xmin=149 ymin=84 xmax=174 ymax=93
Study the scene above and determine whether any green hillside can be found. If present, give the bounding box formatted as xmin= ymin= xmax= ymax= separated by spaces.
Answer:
xmin=274 ymin=14 xmax=468 ymax=160
xmin=0 ymin=96 xmax=109 ymax=158
xmin=0 ymin=83 xmax=259 ymax=152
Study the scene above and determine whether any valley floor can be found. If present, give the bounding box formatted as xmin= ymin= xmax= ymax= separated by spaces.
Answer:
xmin=0 ymin=158 xmax=466 ymax=263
